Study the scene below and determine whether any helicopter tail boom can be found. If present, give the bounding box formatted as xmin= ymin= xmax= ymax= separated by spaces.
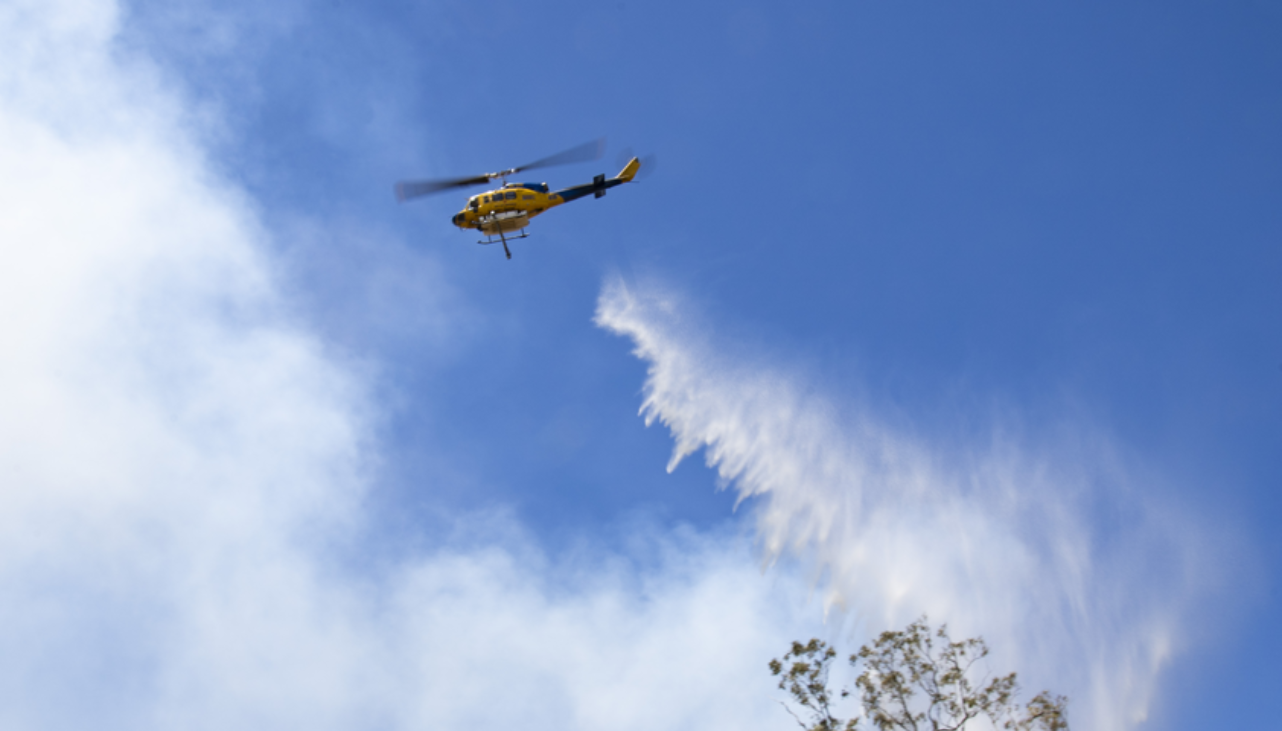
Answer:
xmin=551 ymin=157 xmax=642 ymax=204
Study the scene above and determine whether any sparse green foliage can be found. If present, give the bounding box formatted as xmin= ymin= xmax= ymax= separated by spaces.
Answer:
xmin=770 ymin=618 xmax=1068 ymax=731
xmin=769 ymin=639 xmax=859 ymax=731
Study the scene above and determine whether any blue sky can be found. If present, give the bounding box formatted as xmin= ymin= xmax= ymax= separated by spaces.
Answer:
xmin=2 ymin=0 xmax=1280 ymax=729
xmin=154 ymin=0 xmax=1282 ymax=536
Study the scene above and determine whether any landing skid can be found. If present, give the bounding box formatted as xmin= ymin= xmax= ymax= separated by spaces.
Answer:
xmin=478 ymin=229 xmax=529 ymax=260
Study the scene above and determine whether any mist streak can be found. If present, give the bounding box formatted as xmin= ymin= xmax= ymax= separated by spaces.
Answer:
xmin=595 ymin=277 xmax=1213 ymax=731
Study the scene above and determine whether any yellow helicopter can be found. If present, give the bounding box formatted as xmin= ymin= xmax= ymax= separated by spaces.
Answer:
xmin=395 ymin=139 xmax=642 ymax=259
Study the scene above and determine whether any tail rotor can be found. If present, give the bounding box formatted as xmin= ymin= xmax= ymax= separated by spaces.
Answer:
xmin=615 ymin=147 xmax=658 ymax=182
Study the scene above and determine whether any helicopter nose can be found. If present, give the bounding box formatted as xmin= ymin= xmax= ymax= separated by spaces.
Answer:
xmin=451 ymin=212 xmax=465 ymax=227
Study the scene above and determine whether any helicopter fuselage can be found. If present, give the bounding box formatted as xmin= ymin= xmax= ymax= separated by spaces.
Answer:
xmin=451 ymin=156 xmax=641 ymax=235
xmin=452 ymin=182 xmax=562 ymax=235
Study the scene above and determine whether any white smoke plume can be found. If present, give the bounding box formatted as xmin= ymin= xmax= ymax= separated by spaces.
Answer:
xmin=595 ymin=278 xmax=1221 ymax=731
xmin=0 ymin=2 xmax=818 ymax=729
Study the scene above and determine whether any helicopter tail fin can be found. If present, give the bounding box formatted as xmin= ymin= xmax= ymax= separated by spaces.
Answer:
xmin=617 ymin=157 xmax=641 ymax=183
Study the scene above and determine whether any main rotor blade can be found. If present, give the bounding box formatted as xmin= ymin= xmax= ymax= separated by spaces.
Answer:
xmin=513 ymin=138 xmax=605 ymax=174
xmin=394 ymin=174 xmax=493 ymax=202
xmin=394 ymin=138 xmax=603 ymax=202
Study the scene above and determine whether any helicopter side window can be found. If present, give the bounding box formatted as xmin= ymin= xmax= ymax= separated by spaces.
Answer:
xmin=483 ymin=195 xmax=491 ymax=203
xmin=505 ymin=192 xmax=517 ymax=200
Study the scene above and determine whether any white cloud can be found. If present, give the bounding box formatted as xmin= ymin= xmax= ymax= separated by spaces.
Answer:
xmin=595 ymin=278 xmax=1224 ymax=731
xmin=0 ymin=2 xmax=819 ymax=730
